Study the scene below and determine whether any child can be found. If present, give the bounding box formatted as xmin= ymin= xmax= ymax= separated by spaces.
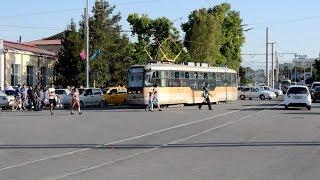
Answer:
xmin=145 ymin=91 xmax=154 ymax=112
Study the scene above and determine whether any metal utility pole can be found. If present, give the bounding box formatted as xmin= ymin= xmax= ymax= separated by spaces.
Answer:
xmin=85 ymin=0 xmax=89 ymax=88
xmin=266 ymin=27 xmax=269 ymax=86
xmin=270 ymin=42 xmax=276 ymax=88
xmin=275 ymin=51 xmax=279 ymax=89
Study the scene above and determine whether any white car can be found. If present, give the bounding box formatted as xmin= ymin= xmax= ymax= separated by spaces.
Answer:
xmin=284 ymin=85 xmax=311 ymax=110
xmin=258 ymin=86 xmax=283 ymax=97
xmin=61 ymin=88 xmax=105 ymax=108
xmin=239 ymin=87 xmax=277 ymax=100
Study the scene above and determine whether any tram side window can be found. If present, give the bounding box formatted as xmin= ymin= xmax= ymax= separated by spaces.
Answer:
xmin=185 ymin=72 xmax=189 ymax=79
xmin=175 ymin=71 xmax=179 ymax=78
xmin=231 ymin=73 xmax=237 ymax=86
xmin=225 ymin=73 xmax=231 ymax=86
xmin=153 ymin=71 xmax=168 ymax=87
xmin=180 ymin=71 xmax=185 ymax=79
xmin=216 ymin=73 xmax=223 ymax=86
xmin=204 ymin=73 xmax=208 ymax=79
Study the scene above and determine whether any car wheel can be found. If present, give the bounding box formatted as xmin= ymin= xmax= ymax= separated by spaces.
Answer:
xmin=307 ymin=106 xmax=311 ymax=110
xmin=249 ymin=98 xmax=252 ymax=100
xmin=312 ymin=99 xmax=316 ymax=103
xmin=63 ymin=106 xmax=68 ymax=109
xmin=104 ymin=100 xmax=108 ymax=106
xmin=285 ymin=105 xmax=288 ymax=110
xmin=275 ymin=92 xmax=278 ymax=97
xmin=80 ymin=101 xmax=84 ymax=108
xmin=240 ymin=95 xmax=245 ymax=100
xmin=259 ymin=94 xmax=266 ymax=100
xmin=99 ymin=100 xmax=104 ymax=107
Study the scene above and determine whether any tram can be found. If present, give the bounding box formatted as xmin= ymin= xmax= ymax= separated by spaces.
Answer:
xmin=126 ymin=62 xmax=238 ymax=106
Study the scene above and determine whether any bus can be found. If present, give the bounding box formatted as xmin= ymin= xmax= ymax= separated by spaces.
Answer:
xmin=126 ymin=62 xmax=238 ymax=106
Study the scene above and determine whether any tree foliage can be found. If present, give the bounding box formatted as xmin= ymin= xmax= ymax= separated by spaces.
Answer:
xmin=313 ymin=59 xmax=320 ymax=80
xmin=85 ymin=0 xmax=133 ymax=86
xmin=56 ymin=20 xmax=85 ymax=87
xmin=182 ymin=3 xmax=245 ymax=70
xmin=127 ymin=13 xmax=186 ymax=63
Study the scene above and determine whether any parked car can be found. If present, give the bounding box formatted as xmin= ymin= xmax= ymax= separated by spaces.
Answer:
xmin=55 ymin=89 xmax=70 ymax=107
xmin=311 ymin=86 xmax=320 ymax=102
xmin=239 ymin=87 xmax=277 ymax=100
xmin=311 ymin=82 xmax=320 ymax=91
xmin=103 ymin=87 xmax=127 ymax=105
xmin=283 ymin=85 xmax=311 ymax=110
xmin=4 ymin=90 xmax=16 ymax=108
xmin=61 ymin=88 xmax=104 ymax=108
xmin=258 ymin=86 xmax=283 ymax=97
xmin=0 ymin=91 xmax=9 ymax=110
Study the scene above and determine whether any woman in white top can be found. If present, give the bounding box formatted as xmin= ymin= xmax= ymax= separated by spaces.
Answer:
xmin=47 ymin=83 xmax=56 ymax=115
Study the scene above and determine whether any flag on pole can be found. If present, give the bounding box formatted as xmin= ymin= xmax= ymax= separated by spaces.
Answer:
xmin=90 ymin=48 xmax=101 ymax=60
xmin=80 ymin=49 xmax=86 ymax=60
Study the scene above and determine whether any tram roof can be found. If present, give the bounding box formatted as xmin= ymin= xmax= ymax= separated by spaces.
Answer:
xmin=129 ymin=63 xmax=237 ymax=73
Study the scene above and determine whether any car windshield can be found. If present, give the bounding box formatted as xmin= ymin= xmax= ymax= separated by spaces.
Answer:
xmin=78 ymin=89 xmax=86 ymax=95
xmin=287 ymin=87 xmax=308 ymax=94
xmin=55 ymin=90 xmax=65 ymax=95
xmin=315 ymin=87 xmax=320 ymax=92
xmin=312 ymin=83 xmax=320 ymax=89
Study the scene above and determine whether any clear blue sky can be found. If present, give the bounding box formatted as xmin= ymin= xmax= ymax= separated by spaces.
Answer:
xmin=1 ymin=0 xmax=320 ymax=70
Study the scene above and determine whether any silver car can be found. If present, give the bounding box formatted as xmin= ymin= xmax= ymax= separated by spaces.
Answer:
xmin=0 ymin=92 xmax=9 ymax=110
xmin=62 ymin=88 xmax=105 ymax=108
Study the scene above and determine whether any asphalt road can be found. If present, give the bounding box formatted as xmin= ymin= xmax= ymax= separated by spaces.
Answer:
xmin=1 ymin=98 xmax=320 ymax=180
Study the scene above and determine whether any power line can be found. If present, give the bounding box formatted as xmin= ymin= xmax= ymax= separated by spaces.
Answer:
xmin=0 ymin=24 xmax=62 ymax=31
xmin=0 ymin=9 xmax=83 ymax=19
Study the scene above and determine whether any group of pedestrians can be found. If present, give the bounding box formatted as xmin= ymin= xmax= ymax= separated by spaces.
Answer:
xmin=46 ymin=83 xmax=81 ymax=115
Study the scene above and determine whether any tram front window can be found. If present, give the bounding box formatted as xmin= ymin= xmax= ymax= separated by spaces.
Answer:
xmin=128 ymin=68 xmax=144 ymax=87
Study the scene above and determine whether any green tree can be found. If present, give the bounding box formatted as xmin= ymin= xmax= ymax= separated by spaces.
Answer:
xmin=127 ymin=13 xmax=185 ymax=63
xmin=81 ymin=0 xmax=133 ymax=86
xmin=313 ymin=59 xmax=320 ymax=80
xmin=182 ymin=3 xmax=245 ymax=70
xmin=56 ymin=20 xmax=85 ymax=87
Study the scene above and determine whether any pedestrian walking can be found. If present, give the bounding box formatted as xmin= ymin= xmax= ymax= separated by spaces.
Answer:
xmin=34 ymin=85 xmax=41 ymax=111
xmin=27 ymin=86 xmax=37 ymax=111
xmin=198 ymin=83 xmax=213 ymax=110
xmin=71 ymin=88 xmax=82 ymax=115
xmin=145 ymin=91 xmax=154 ymax=112
xmin=20 ymin=84 xmax=27 ymax=102
xmin=48 ymin=83 xmax=56 ymax=115
xmin=152 ymin=84 xmax=162 ymax=111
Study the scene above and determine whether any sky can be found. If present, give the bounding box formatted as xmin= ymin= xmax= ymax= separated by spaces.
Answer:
xmin=1 ymin=0 xmax=320 ymax=70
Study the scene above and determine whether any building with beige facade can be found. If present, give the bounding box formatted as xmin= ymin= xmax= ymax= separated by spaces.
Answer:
xmin=0 ymin=39 xmax=58 ymax=90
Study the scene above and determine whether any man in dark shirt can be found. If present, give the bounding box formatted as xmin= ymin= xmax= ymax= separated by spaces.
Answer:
xmin=34 ymin=85 xmax=41 ymax=110
xmin=27 ymin=86 xmax=37 ymax=111
xmin=198 ymin=83 xmax=213 ymax=110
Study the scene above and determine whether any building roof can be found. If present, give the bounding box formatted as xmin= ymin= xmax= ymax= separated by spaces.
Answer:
xmin=3 ymin=40 xmax=56 ymax=56
xmin=24 ymin=39 xmax=62 ymax=45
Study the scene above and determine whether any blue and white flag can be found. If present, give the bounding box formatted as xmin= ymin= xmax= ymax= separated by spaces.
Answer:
xmin=90 ymin=48 xmax=101 ymax=60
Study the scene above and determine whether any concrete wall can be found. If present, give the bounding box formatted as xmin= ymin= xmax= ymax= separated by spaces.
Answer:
xmin=4 ymin=51 xmax=57 ymax=87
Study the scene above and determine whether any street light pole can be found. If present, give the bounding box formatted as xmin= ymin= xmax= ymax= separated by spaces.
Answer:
xmin=266 ymin=27 xmax=269 ymax=86
xmin=85 ymin=0 xmax=89 ymax=88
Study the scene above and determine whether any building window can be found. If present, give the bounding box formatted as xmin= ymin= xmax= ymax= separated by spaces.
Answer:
xmin=40 ymin=67 xmax=47 ymax=87
xmin=53 ymin=68 xmax=58 ymax=83
xmin=26 ymin=66 xmax=34 ymax=87
xmin=11 ymin=64 xmax=20 ymax=86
